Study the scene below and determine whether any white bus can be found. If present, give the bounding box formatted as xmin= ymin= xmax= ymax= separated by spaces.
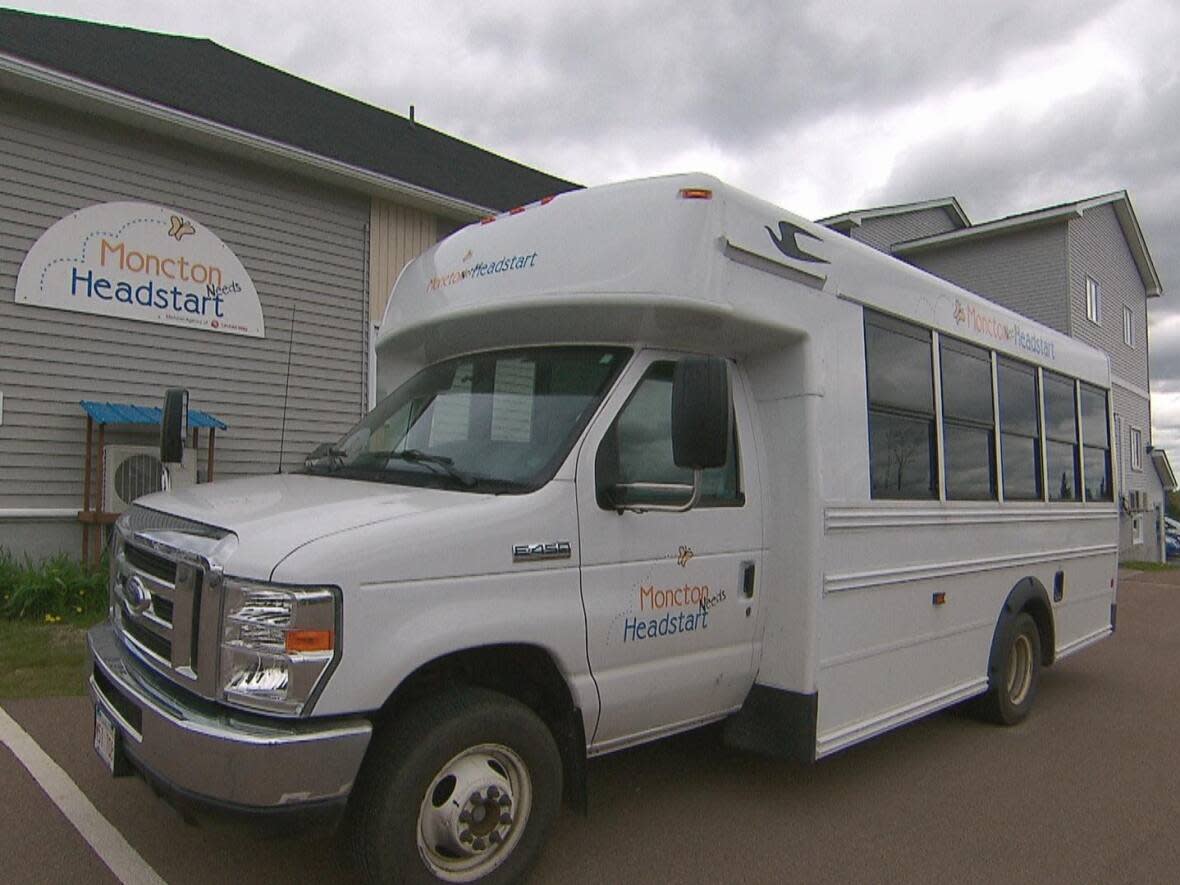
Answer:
xmin=93 ymin=173 xmax=1118 ymax=883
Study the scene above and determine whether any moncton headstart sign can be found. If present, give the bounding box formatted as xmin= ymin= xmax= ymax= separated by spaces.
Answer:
xmin=16 ymin=202 xmax=265 ymax=338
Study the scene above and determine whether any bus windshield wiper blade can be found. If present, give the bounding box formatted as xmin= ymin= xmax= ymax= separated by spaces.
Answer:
xmin=304 ymin=443 xmax=348 ymax=471
xmin=385 ymin=449 xmax=477 ymax=488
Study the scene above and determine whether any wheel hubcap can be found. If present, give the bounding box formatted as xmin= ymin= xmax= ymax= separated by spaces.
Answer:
xmin=416 ymin=744 xmax=531 ymax=882
xmin=1005 ymin=633 xmax=1033 ymax=706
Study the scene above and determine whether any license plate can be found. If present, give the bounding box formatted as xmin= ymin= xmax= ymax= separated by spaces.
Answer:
xmin=93 ymin=706 xmax=119 ymax=775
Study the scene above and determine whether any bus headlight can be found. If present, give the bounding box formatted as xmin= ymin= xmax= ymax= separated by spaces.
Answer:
xmin=219 ymin=580 xmax=340 ymax=716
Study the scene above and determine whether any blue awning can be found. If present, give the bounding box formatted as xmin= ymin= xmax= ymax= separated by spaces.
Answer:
xmin=80 ymin=400 xmax=228 ymax=430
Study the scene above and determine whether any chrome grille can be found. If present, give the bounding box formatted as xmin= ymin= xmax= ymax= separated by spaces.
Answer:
xmin=111 ymin=506 xmax=231 ymax=700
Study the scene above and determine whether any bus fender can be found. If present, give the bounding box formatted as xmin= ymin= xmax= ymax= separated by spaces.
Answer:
xmin=988 ymin=577 xmax=1055 ymax=674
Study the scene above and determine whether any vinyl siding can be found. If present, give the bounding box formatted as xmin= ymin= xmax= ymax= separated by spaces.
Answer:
xmin=369 ymin=199 xmax=441 ymax=325
xmin=1113 ymin=386 xmax=1164 ymax=560
xmin=1068 ymin=204 xmax=1150 ymax=390
xmin=0 ymin=95 xmax=370 ymax=512
xmin=901 ymin=223 xmax=1071 ymax=333
xmin=841 ymin=207 xmax=962 ymax=253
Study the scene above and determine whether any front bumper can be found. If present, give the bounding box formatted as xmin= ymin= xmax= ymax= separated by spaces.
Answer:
xmin=89 ymin=621 xmax=372 ymax=811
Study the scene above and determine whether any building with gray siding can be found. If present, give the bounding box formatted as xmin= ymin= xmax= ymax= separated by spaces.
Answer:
xmin=0 ymin=10 xmax=578 ymax=560
xmin=821 ymin=193 xmax=1172 ymax=561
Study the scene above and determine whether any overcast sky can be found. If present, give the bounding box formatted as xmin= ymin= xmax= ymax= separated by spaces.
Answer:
xmin=11 ymin=0 xmax=1180 ymax=452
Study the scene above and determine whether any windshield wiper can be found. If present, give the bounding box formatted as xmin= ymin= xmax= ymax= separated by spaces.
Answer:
xmin=304 ymin=443 xmax=348 ymax=472
xmin=382 ymin=449 xmax=478 ymax=488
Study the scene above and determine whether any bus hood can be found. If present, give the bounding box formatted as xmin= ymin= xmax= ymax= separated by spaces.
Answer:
xmin=133 ymin=473 xmax=487 ymax=579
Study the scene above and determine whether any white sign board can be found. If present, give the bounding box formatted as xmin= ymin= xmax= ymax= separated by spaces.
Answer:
xmin=16 ymin=202 xmax=265 ymax=338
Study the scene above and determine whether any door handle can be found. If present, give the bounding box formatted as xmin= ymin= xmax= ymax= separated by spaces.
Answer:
xmin=741 ymin=561 xmax=756 ymax=598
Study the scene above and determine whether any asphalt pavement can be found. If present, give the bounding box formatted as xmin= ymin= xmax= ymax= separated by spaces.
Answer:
xmin=3 ymin=568 xmax=1179 ymax=884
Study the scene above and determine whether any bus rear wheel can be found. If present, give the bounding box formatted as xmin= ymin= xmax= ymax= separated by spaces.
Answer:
xmin=978 ymin=611 xmax=1041 ymax=725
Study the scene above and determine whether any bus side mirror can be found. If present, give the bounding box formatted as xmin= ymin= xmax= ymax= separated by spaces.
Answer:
xmin=161 ymin=388 xmax=189 ymax=465
xmin=672 ymin=357 xmax=731 ymax=470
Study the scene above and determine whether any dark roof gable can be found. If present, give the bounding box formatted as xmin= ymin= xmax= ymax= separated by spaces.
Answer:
xmin=0 ymin=8 xmax=579 ymax=211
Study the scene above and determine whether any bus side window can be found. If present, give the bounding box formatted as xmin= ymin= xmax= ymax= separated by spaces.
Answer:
xmin=596 ymin=361 xmax=743 ymax=509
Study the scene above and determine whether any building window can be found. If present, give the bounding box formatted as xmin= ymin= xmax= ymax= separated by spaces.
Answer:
xmin=997 ymin=357 xmax=1043 ymax=500
xmin=1130 ymin=426 xmax=1143 ymax=471
xmin=865 ymin=311 xmax=937 ymax=499
xmin=1124 ymin=306 xmax=1134 ymax=347
xmin=1079 ymin=384 xmax=1112 ymax=501
xmin=941 ymin=336 xmax=996 ymax=499
xmin=1086 ymin=276 xmax=1101 ymax=324
xmin=1043 ymin=371 xmax=1080 ymax=501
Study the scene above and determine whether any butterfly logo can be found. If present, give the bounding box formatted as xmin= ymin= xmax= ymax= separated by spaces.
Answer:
xmin=677 ymin=545 xmax=694 ymax=568
xmin=168 ymin=215 xmax=195 ymax=241
xmin=953 ymin=300 xmax=966 ymax=325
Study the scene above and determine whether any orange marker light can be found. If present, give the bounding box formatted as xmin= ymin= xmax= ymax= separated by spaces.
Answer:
xmin=480 ymin=215 xmax=496 ymax=225
xmin=932 ymin=592 xmax=947 ymax=606
xmin=509 ymin=205 xmax=527 ymax=215
xmin=285 ymin=630 xmax=334 ymax=653
xmin=678 ymin=188 xmax=713 ymax=200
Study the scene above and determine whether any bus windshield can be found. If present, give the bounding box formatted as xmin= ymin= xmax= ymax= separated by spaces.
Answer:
xmin=303 ymin=346 xmax=630 ymax=493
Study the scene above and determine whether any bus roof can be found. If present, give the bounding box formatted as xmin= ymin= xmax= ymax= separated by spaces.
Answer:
xmin=378 ymin=174 xmax=1109 ymax=387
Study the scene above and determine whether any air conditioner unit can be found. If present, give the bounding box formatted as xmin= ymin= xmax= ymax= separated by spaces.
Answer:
xmin=102 ymin=446 xmax=197 ymax=513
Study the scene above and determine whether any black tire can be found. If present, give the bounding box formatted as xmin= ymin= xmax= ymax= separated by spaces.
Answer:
xmin=977 ymin=611 xmax=1041 ymax=726
xmin=349 ymin=687 xmax=562 ymax=885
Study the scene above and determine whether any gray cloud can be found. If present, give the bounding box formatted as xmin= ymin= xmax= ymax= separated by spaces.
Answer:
xmin=10 ymin=0 xmax=1180 ymax=447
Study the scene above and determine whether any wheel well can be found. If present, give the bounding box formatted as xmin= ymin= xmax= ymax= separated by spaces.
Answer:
xmin=1001 ymin=577 xmax=1055 ymax=667
xmin=373 ymin=645 xmax=587 ymax=812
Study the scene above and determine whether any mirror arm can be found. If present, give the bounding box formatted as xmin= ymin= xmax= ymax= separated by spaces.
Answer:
xmin=613 ymin=468 xmax=702 ymax=514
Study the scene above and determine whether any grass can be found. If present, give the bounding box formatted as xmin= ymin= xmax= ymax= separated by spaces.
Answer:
xmin=0 ymin=548 xmax=108 ymax=623
xmin=0 ymin=619 xmax=95 ymax=698
xmin=1120 ymin=560 xmax=1178 ymax=572
xmin=0 ymin=548 xmax=108 ymax=698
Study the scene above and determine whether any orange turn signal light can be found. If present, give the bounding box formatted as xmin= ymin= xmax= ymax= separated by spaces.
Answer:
xmin=678 ymin=187 xmax=713 ymax=200
xmin=285 ymin=630 xmax=334 ymax=653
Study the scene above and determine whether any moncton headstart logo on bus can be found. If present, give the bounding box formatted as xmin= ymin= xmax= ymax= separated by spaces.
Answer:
xmin=15 ymin=201 xmax=265 ymax=338
xmin=953 ymin=299 xmax=1055 ymax=361
xmin=428 ymin=251 xmax=539 ymax=292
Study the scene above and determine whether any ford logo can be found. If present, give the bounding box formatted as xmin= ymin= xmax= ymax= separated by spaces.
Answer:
xmin=124 ymin=575 xmax=152 ymax=614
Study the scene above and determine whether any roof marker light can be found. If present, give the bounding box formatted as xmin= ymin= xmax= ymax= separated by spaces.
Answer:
xmin=509 ymin=206 xmax=527 ymax=215
xmin=679 ymin=187 xmax=713 ymax=200
xmin=479 ymin=216 xmax=496 ymax=225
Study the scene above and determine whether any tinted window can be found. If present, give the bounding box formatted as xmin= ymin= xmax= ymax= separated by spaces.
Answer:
xmin=944 ymin=424 xmax=996 ymax=499
xmin=869 ymin=412 xmax=937 ymax=499
xmin=1080 ymin=385 xmax=1109 ymax=449
xmin=997 ymin=357 xmax=1042 ymax=501
xmin=1046 ymin=440 xmax=1079 ymax=501
xmin=1043 ymin=372 xmax=1077 ymax=443
xmin=941 ymin=338 xmax=994 ymax=425
xmin=865 ymin=312 xmax=937 ymax=500
xmin=1001 ymin=434 xmax=1042 ymax=500
xmin=941 ymin=337 xmax=996 ymax=500
xmin=1080 ymin=383 xmax=1112 ymax=502
xmin=997 ymin=359 xmax=1039 ymax=438
xmin=865 ymin=314 xmax=934 ymax=414
xmin=1083 ymin=447 xmax=1112 ymax=501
